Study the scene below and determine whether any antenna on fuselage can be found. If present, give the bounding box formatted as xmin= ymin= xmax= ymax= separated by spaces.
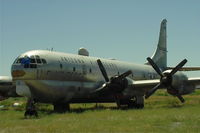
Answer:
xmin=46 ymin=48 xmax=54 ymax=51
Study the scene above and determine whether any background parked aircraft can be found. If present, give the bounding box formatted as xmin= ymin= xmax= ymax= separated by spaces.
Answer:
xmin=0 ymin=76 xmax=18 ymax=100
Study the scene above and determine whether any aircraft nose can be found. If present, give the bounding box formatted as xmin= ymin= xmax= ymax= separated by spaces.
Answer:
xmin=12 ymin=70 xmax=26 ymax=78
xmin=11 ymin=57 xmax=30 ymax=79
xmin=11 ymin=56 xmax=38 ymax=80
xmin=11 ymin=63 xmax=26 ymax=78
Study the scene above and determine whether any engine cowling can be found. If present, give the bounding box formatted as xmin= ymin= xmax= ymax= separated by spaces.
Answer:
xmin=163 ymin=70 xmax=195 ymax=96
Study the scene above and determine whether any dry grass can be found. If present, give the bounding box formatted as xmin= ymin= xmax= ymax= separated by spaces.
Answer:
xmin=0 ymin=90 xmax=200 ymax=133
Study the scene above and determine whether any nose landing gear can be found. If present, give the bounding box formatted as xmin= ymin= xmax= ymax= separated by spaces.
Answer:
xmin=24 ymin=98 xmax=38 ymax=118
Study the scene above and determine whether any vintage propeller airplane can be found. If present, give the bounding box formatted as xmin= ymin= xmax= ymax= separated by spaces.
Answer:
xmin=11 ymin=19 xmax=200 ymax=117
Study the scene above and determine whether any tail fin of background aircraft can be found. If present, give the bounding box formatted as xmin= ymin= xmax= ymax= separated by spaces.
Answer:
xmin=147 ymin=19 xmax=167 ymax=70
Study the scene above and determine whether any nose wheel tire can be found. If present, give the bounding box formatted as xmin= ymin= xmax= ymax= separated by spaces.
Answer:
xmin=24 ymin=98 xmax=38 ymax=118
xmin=24 ymin=109 xmax=38 ymax=118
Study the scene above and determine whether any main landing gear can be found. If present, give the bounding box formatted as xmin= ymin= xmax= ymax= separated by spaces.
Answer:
xmin=53 ymin=103 xmax=70 ymax=113
xmin=116 ymin=96 xmax=144 ymax=109
xmin=24 ymin=98 xmax=38 ymax=118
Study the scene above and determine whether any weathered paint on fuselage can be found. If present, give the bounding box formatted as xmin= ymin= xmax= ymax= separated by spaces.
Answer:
xmin=11 ymin=50 xmax=187 ymax=103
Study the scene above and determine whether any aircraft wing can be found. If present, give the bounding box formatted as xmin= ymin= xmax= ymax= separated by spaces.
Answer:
xmin=167 ymin=67 xmax=200 ymax=71
xmin=132 ymin=79 xmax=160 ymax=89
xmin=129 ymin=77 xmax=200 ymax=92
xmin=92 ymin=76 xmax=200 ymax=97
xmin=129 ymin=77 xmax=200 ymax=90
xmin=188 ymin=77 xmax=200 ymax=86
xmin=92 ymin=77 xmax=200 ymax=98
xmin=125 ymin=79 xmax=161 ymax=95
xmin=92 ymin=79 xmax=161 ymax=96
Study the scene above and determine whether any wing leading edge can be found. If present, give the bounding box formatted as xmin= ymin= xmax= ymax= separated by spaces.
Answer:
xmin=167 ymin=67 xmax=200 ymax=71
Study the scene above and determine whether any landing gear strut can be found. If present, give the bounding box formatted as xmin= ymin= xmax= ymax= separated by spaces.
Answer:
xmin=116 ymin=96 xmax=144 ymax=109
xmin=24 ymin=98 xmax=38 ymax=118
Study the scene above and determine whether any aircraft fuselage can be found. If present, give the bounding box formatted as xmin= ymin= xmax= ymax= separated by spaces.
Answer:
xmin=11 ymin=50 xmax=188 ymax=104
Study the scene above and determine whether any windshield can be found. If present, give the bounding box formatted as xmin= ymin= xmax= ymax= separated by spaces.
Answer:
xmin=14 ymin=55 xmax=47 ymax=68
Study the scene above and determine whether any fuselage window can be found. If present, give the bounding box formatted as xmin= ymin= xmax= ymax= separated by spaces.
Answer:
xmin=143 ymin=73 xmax=146 ymax=78
xmin=41 ymin=59 xmax=47 ymax=64
xmin=73 ymin=67 xmax=76 ymax=72
xmin=60 ymin=64 xmax=63 ymax=69
xmin=148 ymin=73 xmax=152 ymax=79
xmin=89 ymin=68 xmax=92 ymax=73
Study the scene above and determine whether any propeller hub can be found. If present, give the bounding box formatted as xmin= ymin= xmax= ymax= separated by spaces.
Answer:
xmin=97 ymin=59 xmax=132 ymax=94
xmin=111 ymin=77 xmax=128 ymax=89
xmin=161 ymin=72 xmax=172 ymax=86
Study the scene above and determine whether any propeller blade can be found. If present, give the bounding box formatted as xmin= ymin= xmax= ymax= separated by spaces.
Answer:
xmin=176 ymin=95 xmax=185 ymax=103
xmin=97 ymin=59 xmax=109 ymax=82
xmin=116 ymin=70 xmax=132 ymax=81
xmin=147 ymin=57 xmax=164 ymax=77
xmin=170 ymin=59 xmax=187 ymax=75
xmin=145 ymin=82 xmax=162 ymax=99
xmin=168 ymin=86 xmax=185 ymax=103
xmin=92 ymin=83 xmax=108 ymax=93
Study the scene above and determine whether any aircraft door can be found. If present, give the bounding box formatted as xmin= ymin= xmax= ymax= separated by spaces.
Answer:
xmin=82 ymin=64 xmax=87 ymax=75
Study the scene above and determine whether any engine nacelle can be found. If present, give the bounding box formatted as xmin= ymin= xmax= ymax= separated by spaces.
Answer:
xmin=163 ymin=70 xmax=195 ymax=95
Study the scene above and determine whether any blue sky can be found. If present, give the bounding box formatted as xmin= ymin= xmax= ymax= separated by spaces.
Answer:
xmin=0 ymin=0 xmax=200 ymax=77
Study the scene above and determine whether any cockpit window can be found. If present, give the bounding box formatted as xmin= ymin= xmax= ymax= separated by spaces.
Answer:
xmin=14 ymin=55 xmax=47 ymax=69
xmin=41 ymin=59 xmax=47 ymax=64
xmin=30 ymin=55 xmax=36 ymax=63
xmin=30 ymin=59 xmax=36 ymax=63
xmin=16 ymin=58 xmax=22 ymax=63
xmin=36 ymin=56 xmax=42 ymax=64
